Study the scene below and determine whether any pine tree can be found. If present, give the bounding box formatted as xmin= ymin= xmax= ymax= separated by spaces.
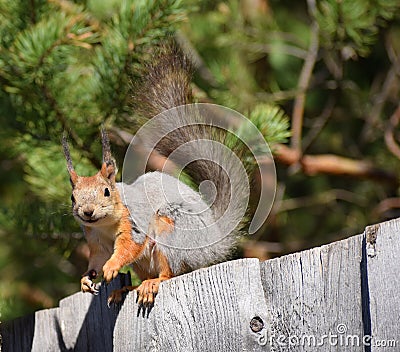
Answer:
xmin=2 ymin=0 xmax=400 ymax=320
xmin=180 ymin=1 xmax=400 ymax=256
xmin=0 ymin=0 xmax=290 ymax=319
xmin=0 ymin=0 xmax=189 ymax=320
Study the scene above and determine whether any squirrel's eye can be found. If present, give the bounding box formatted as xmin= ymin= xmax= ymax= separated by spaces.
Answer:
xmin=71 ymin=194 xmax=75 ymax=203
xmin=104 ymin=188 xmax=110 ymax=197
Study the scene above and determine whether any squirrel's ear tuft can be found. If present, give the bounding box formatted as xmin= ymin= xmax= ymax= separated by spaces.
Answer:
xmin=100 ymin=128 xmax=117 ymax=182
xmin=69 ymin=170 xmax=78 ymax=186
xmin=100 ymin=162 xmax=116 ymax=182
xmin=62 ymin=133 xmax=78 ymax=186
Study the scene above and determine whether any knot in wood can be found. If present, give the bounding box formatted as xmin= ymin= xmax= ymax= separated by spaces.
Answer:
xmin=250 ymin=316 xmax=264 ymax=333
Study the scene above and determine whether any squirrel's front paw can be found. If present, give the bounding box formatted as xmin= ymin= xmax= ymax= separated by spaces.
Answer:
xmin=81 ymin=275 xmax=99 ymax=295
xmin=102 ymin=259 xmax=121 ymax=283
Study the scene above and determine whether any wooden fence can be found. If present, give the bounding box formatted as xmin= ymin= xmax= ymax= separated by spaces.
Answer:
xmin=1 ymin=217 xmax=399 ymax=351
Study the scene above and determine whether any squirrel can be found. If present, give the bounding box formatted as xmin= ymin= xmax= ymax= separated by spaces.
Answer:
xmin=62 ymin=43 xmax=254 ymax=307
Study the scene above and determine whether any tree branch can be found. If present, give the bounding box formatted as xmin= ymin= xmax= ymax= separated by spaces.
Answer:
xmin=384 ymin=104 xmax=400 ymax=160
xmin=29 ymin=0 xmax=36 ymax=24
xmin=361 ymin=34 xmax=400 ymax=143
xmin=111 ymin=127 xmax=398 ymax=186
xmin=274 ymin=144 xmax=398 ymax=185
xmin=277 ymin=189 xmax=365 ymax=212
xmin=290 ymin=0 xmax=319 ymax=154
xmin=302 ymin=95 xmax=336 ymax=153
xmin=374 ymin=197 xmax=400 ymax=217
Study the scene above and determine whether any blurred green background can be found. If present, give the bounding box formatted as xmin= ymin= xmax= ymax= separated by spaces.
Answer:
xmin=1 ymin=0 xmax=400 ymax=321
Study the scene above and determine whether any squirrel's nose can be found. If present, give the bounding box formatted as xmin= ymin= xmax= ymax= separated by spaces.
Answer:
xmin=84 ymin=210 xmax=94 ymax=217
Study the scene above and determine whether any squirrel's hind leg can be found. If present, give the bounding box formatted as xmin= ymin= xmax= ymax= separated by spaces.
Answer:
xmin=107 ymin=249 xmax=173 ymax=307
xmin=134 ymin=213 xmax=175 ymax=307
xmin=107 ymin=212 xmax=175 ymax=307
xmin=136 ymin=248 xmax=174 ymax=307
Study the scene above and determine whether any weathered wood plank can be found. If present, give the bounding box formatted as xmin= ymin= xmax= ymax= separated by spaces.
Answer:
xmin=31 ymin=308 xmax=60 ymax=352
xmin=365 ymin=219 xmax=400 ymax=351
xmin=260 ymin=233 xmax=365 ymax=351
xmin=145 ymin=258 xmax=268 ymax=352
xmin=2 ymin=218 xmax=400 ymax=352
xmin=56 ymin=274 xmax=130 ymax=352
xmin=0 ymin=275 xmax=131 ymax=352
xmin=112 ymin=286 xmax=152 ymax=351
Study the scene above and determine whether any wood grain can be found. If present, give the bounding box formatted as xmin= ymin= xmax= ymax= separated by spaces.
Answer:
xmin=1 ymin=219 xmax=400 ymax=351
xmin=260 ymin=234 xmax=365 ymax=351
xmin=365 ymin=219 xmax=400 ymax=352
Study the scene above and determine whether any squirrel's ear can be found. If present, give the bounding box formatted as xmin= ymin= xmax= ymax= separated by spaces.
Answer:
xmin=69 ymin=170 xmax=78 ymax=186
xmin=100 ymin=162 xmax=116 ymax=182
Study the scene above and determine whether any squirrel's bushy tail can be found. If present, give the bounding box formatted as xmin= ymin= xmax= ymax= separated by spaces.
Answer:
xmin=132 ymin=42 xmax=252 ymax=242
xmin=133 ymin=43 xmax=194 ymax=119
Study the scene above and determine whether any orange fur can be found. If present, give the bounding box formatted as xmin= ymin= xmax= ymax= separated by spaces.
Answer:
xmin=134 ymin=249 xmax=173 ymax=306
xmin=66 ymin=143 xmax=176 ymax=301
xmin=107 ymin=217 xmax=175 ymax=305
xmin=150 ymin=213 xmax=175 ymax=237
xmin=108 ymin=248 xmax=174 ymax=305
xmin=64 ymin=134 xmax=178 ymax=302
xmin=156 ymin=248 xmax=173 ymax=280
xmin=116 ymin=207 xmax=144 ymax=259
xmin=102 ymin=206 xmax=146 ymax=282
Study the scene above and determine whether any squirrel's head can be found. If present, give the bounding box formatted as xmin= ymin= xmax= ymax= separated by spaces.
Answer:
xmin=62 ymin=130 xmax=123 ymax=228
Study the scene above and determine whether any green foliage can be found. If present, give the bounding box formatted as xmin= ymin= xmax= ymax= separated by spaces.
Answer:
xmin=1 ymin=0 xmax=400 ymax=323
xmin=248 ymin=104 xmax=291 ymax=148
xmin=226 ymin=103 xmax=291 ymax=167
xmin=0 ymin=0 xmax=188 ymax=320
xmin=316 ymin=0 xmax=400 ymax=57
xmin=182 ymin=0 xmax=400 ymax=260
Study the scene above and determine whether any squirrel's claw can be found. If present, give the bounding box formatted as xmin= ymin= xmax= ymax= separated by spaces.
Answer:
xmin=107 ymin=286 xmax=136 ymax=308
xmin=107 ymin=290 xmax=123 ymax=307
xmin=136 ymin=278 xmax=161 ymax=307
